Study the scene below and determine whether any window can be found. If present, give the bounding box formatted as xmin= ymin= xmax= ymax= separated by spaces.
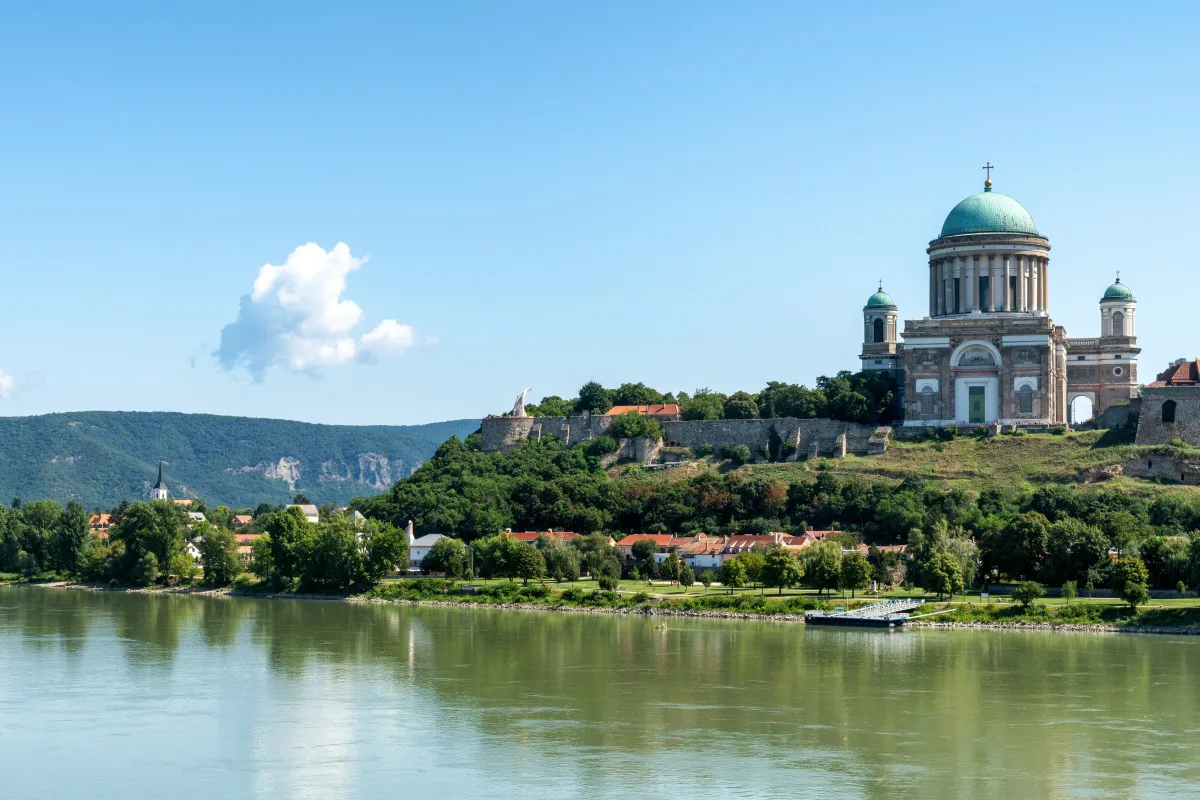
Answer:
xmin=1111 ymin=311 xmax=1125 ymax=337
xmin=1113 ymin=366 xmax=1124 ymax=377
xmin=1018 ymin=385 xmax=1034 ymax=414
xmin=1077 ymin=355 xmax=1086 ymax=361
xmin=873 ymin=318 xmax=884 ymax=343
xmin=953 ymin=278 xmax=961 ymax=313
xmin=1163 ymin=400 xmax=1177 ymax=424
xmin=920 ymin=387 xmax=936 ymax=416
xmin=978 ymin=276 xmax=990 ymax=310
xmin=1009 ymin=275 xmax=1018 ymax=307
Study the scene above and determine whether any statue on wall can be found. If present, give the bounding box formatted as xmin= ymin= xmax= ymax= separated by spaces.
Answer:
xmin=509 ymin=388 xmax=533 ymax=418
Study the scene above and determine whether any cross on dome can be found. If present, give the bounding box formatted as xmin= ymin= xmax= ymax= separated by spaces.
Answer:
xmin=981 ymin=161 xmax=994 ymax=190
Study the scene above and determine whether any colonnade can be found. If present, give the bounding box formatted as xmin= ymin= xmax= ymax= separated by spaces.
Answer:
xmin=927 ymin=253 xmax=1049 ymax=316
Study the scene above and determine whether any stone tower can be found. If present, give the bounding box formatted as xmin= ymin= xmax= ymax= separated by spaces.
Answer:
xmin=859 ymin=284 xmax=901 ymax=383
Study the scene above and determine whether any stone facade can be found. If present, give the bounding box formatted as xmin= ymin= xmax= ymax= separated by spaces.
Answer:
xmin=860 ymin=179 xmax=1139 ymax=428
xmin=481 ymin=414 xmax=880 ymax=459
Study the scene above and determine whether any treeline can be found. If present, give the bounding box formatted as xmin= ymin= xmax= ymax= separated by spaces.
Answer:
xmin=357 ymin=433 xmax=1200 ymax=593
xmin=524 ymin=371 xmax=899 ymax=425
xmin=0 ymin=499 xmax=408 ymax=595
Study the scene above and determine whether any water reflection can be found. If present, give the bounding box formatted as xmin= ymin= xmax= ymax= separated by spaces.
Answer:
xmin=2 ymin=587 xmax=1200 ymax=799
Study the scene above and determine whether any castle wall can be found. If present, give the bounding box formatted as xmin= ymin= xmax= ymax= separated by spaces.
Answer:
xmin=480 ymin=415 xmax=878 ymax=459
xmin=1135 ymin=389 xmax=1200 ymax=446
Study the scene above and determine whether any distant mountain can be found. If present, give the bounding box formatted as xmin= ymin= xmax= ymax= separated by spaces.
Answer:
xmin=0 ymin=412 xmax=480 ymax=509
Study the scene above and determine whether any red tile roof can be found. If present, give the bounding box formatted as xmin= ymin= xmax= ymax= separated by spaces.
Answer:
xmin=617 ymin=534 xmax=678 ymax=548
xmin=1149 ymin=359 xmax=1200 ymax=387
xmin=606 ymin=404 xmax=681 ymax=417
xmin=235 ymin=533 xmax=262 ymax=544
xmin=512 ymin=531 xmax=579 ymax=544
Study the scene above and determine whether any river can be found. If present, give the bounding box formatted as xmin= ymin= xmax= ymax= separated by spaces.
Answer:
xmin=1 ymin=587 xmax=1198 ymax=798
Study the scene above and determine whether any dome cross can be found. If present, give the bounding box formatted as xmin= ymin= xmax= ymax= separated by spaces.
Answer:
xmin=981 ymin=161 xmax=994 ymax=190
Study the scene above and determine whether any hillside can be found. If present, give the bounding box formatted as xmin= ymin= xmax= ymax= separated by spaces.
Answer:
xmin=0 ymin=412 xmax=479 ymax=509
xmin=626 ymin=429 xmax=1200 ymax=497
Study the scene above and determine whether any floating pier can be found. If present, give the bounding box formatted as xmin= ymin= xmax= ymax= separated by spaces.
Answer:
xmin=804 ymin=599 xmax=923 ymax=628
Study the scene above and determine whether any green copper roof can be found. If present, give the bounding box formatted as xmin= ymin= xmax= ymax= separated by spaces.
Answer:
xmin=940 ymin=186 xmax=1038 ymax=238
xmin=1102 ymin=277 xmax=1134 ymax=301
xmin=866 ymin=287 xmax=896 ymax=308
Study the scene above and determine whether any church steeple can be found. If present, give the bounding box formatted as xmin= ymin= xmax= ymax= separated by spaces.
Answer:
xmin=151 ymin=461 xmax=169 ymax=501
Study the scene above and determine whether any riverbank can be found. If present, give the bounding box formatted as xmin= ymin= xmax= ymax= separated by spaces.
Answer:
xmin=8 ymin=578 xmax=1200 ymax=634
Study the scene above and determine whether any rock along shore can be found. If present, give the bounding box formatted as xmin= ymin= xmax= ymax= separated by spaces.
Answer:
xmin=8 ymin=581 xmax=1200 ymax=635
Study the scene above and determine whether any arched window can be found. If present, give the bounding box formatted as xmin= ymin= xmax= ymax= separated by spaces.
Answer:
xmin=1018 ymin=386 xmax=1034 ymax=414
xmin=1111 ymin=311 xmax=1125 ymax=337
xmin=1163 ymin=400 xmax=1177 ymax=424
xmin=872 ymin=318 xmax=885 ymax=343
xmin=957 ymin=346 xmax=997 ymax=367
xmin=920 ymin=386 xmax=936 ymax=416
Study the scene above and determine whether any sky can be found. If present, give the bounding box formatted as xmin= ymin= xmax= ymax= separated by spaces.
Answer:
xmin=1 ymin=1 xmax=1198 ymax=425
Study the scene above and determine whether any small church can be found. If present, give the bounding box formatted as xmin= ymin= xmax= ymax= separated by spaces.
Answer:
xmin=859 ymin=165 xmax=1139 ymax=427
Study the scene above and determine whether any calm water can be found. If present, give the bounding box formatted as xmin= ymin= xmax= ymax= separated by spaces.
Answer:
xmin=2 ymin=588 xmax=1199 ymax=799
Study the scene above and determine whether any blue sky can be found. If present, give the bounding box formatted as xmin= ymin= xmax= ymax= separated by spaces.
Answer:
xmin=1 ymin=1 xmax=1197 ymax=425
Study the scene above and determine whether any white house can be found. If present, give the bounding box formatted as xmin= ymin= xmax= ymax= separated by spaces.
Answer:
xmin=405 ymin=520 xmax=446 ymax=569
xmin=187 ymin=511 xmax=207 ymax=523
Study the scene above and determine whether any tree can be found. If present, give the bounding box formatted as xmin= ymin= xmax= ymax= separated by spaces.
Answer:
xmin=607 ymin=412 xmax=664 ymax=441
xmin=250 ymin=535 xmax=274 ymax=582
xmin=130 ymin=552 xmax=159 ymax=586
xmin=111 ymin=501 xmax=188 ymax=585
xmin=720 ymin=558 xmax=747 ymax=593
xmin=361 ymin=519 xmax=408 ymax=584
xmin=699 ymin=569 xmax=714 ymax=592
xmin=984 ymin=512 xmax=1049 ymax=581
xmin=678 ymin=563 xmax=695 ymax=590
xmin=52 ymin=500 xmax=91 ymax=575
xmin=1061 ymin=580 xmax=1077 ymax=605
xmin=723 ymin=392 xmax=759 ymax=420
xmin=760 ymin=546 xmax=802 ymax=595
xmin=840 ymin=550 xmax=872 ymax=598
xmin=1013 ymin=581 xmax=1045 ymax=609
xmin=293 ymin=493 xmax=311 ymax=505
xmin=804 ymin=541 xmax=842 ymax=596
xmin=198 ymin=524 xmax=243 ymax=587
xmin=1110 ymin=556 xmax=1150 ymax=611
xmin=422 ymin=536 xmax=471 ymax=579
xmin=923 ymin=551 xmax=963 ymax=600
xmin=262 ymin=506 xmax=313 ymax=587
xmin=681 ymin=391 xmax=725 ymax=421
xmin=722 ymin=445 xmax=752 ymax=466
xmin=530 ymin=395 xmax=573 ymax=417
xmin=169 ymin=550 xmax=198 ymax=585
xmin=737 ymin=550 xmax=766 ymax=589
xmin=575 ymin=382 xmax=614 ymax=414
xmin=630 ymin=539 xmax=659 ymax=568
xmin=612 ymin=382 xmax=664 ymax=407
xmin=543 ymin=538 xmax=582 ymax=582
xmin=513 ymin=544 xmax=547 ymax=585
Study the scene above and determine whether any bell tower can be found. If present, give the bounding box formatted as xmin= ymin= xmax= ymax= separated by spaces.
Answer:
xmin=860 ymin=283 xmax=900 ymax=379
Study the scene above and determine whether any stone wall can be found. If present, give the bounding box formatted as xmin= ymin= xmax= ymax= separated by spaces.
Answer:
xmin=1135 ymin=388 xmax=1200 ymax=446
xmin=1123 ymin=454 xmax=1200 ymax=485
xmin=481 ymin=414 xmax=880 ymax=459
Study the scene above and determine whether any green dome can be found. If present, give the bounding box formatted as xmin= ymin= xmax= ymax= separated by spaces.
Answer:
xmin=940 ymin=187 xmax=1038 ymax=237
xmin=1102 ymin=278 xmax=1134 ymax=301
xmin=866 ymin=287 xmax=896 ymax=308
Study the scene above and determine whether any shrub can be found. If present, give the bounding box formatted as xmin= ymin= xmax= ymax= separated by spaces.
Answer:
xmin=1049 ymin=426 xmax=1067 ymax=436
xmin=583 ymin=436 xmax=619 ymax=457
xmin=131 ymin=552 xmax=159 ymax=587
xmin=721 ymin=444 xmax=752 ymax=466
xmin=696 ymin=443 xmax=714 ymax=457
xmin=230 ymin=573 xmax=257 ymax=592
xmin=560 ymin=587 xmax=585 ymax=603
xmin=608 ymin=412 xmax=664 ymax=441
xmin=1013 ymin=581 xmax=1045 ymax=609
xmin=630 ymin=591 xmax=652 ymax=604
xmin=517 ymin=584 xmax=551 ymax=601
xmin=597 ymin=575 xmax=619 ymax=591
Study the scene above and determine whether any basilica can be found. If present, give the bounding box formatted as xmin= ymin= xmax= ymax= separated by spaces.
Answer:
xmin=859 ymin=170 xmax=1139 ymax=427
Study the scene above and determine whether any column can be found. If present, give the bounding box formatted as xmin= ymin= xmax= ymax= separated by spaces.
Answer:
xmin=941 ymin=261 xmax=950 ymax=315
xmin=964 ymin=257 xmax=974 ymax=312
xmin=973 ymin=257 xmax=982 ymax=312
xmin=929 ymin=262 xmax=937 ymax=316
xmin=1017 ymin=257 xmax=1027 ymax=311
xmin=990 ymin=255 xmax=1001 ymax=311
xmin=1041 ymin=259 xmax=1049 ymax=313
xmin=1003 ymin=256 xmax=1012 ymax=311
xmin=1032 ymin=260 xmax=1041 ymax=313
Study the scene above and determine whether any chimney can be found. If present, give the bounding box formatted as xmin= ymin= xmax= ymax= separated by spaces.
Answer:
xmin=406 ymin=520 xmax=415 ymax=545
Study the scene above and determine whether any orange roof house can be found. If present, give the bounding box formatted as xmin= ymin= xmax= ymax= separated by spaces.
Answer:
xmin=512 ymin=531 xmax=580 ymax=545
xmin=230 ymin=514 xmax=254 ymax=529
xmin=1148 ymin=359 xmax=1200 ymax=387
xmin=606 ymin=404 xmax=682 ymax=420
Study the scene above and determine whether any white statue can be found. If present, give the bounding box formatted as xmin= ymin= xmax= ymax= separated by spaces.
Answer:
xmin=510 ymin=387 xmax=533 ymax=418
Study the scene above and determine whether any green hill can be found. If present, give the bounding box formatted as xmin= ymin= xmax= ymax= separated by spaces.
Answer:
xmin=0 ymin=411 xmax=479 ymax=509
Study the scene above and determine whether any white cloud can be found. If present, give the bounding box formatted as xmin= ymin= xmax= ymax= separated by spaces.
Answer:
xmin=216 ymin=242 xmax=418 ymax=380
xmin=0 ymin=371 xmax=15 ymax=399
